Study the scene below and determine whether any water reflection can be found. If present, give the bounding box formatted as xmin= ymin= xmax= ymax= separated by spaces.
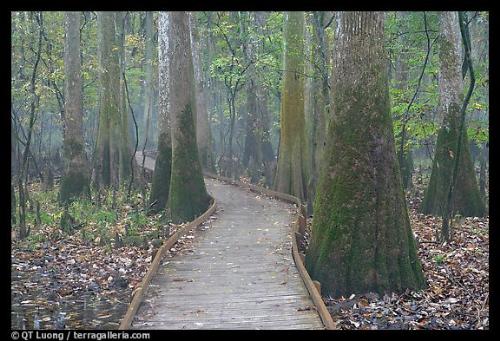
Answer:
xmin=11 ymin=269 xmax=127 ymax=330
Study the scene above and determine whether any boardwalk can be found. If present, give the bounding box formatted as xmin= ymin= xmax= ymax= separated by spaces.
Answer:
xmin=131 ymin=152 xmax=324 ymax=329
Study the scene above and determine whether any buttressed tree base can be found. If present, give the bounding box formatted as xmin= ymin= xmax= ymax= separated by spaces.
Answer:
xmin=306 ymin=12 xmax=426 ymax=297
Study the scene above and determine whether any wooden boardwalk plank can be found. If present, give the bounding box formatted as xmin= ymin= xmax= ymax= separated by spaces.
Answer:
xmin=131 ymin=154 xmax=324 ymax=330
xmin=134 ymin=321 xmax=322 ymax=330
xmin=138 ymin=313 xmax=320 ymax=321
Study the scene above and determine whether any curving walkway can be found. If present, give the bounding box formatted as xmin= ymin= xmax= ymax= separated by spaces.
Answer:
xmin=131 ymin=152 xmax=324 ymax=329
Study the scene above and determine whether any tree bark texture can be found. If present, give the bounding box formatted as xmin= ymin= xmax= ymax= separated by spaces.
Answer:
xmin=307 ymin=11 xmax=330 ymax=212
xmin=116 ymin=11 xmax=133 ymax=184
xmin=59 ymin=11 xmax=90 ymax=203
xmin=149 ymin=12 xmax=173 ymax=213
xmin=240 ymin=12 xmax=263 ymax=183
xmin=274 ymin=11 xmax=308 ymax=201
xmin=95 ymin=11 xmax=122 ymax=188
xmin=166 ymin=12 xmax=210 ymax=223
xmin=305 ymin=12 xmax=425 ymax=297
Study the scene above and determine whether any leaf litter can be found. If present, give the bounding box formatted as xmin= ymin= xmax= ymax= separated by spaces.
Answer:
xmin=11 ymin=182 xmax=218 ymax=330
xmin=303 ymin=184 xmax=489 ymax=330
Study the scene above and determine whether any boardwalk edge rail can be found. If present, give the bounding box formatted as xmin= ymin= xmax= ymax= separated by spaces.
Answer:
xmin=119 ymin=197 xmax=217 ymax=330
xmin=204 ymin=172 xmax=337 ymax=330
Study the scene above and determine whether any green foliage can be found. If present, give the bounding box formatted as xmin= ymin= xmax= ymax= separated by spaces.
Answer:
xmin=467 ymin=124 xmax=488 ymax=146
xmin=433 ymin=254 xmax=445 ymax=265
xmin=386 ymin=11 xmax=488 ymax=159
xmin=201 ymin=11 xmax=284 ymax=161
xmin=14 ymin=179 xmax=166 ymax=252
xmin=38 ymin=211 xmax=53 ymax=225
xmin=387 ymin=12 xmax=442 ymax=153
xmin=11 ymin=11 xmax=156 ymax=164
xmin=24 ymin=233 xmax=47 ymax=251
xmin=125 ymin=210 xmax=148 ymax=235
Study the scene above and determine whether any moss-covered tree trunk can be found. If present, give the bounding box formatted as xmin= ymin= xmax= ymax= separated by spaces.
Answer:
xmin=306 ymin=11 xmax=330 ymax=212
xmin=305 ymin=12 xmax=425 ymax=297
xmin=166 ymin=12 xmax=210 ymax=223
xmin=149 ymin=12 xmax=173 ymax=213
xmin=59 ymin=11 xmax=90 ymax=203
xmin=95 ymin=12 xmax=121 ymax=188
xmin=421 ymin=12 xmax=485 ymax=217
xmin=274 ymin=12 xmax=308 ymax=201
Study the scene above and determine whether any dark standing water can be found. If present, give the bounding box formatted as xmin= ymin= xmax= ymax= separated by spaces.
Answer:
xmin=11 ymin=267 xmax=130 ymax=330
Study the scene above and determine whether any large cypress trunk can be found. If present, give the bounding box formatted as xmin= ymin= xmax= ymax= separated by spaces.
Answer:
xmin=149 ymin=12 xmax=172 ymax=213
xmin=274 ymin=11 xmax=308 ymax=201
xmin=421 ymin=12 xmax=485 ymax=217
xmin=59 ymin=11 xmax=90 ymax=203
xmin=305 ymin=12 xmax=425 ymax=297
xmin=166 ymin=12 xmax=210 ymax=223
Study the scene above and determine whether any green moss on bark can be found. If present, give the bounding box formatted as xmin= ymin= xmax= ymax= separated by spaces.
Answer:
xmin=274 ymin=12 xmax=308 ymax=201
xmin=305 ymin=83 xmax=425 ymax=296
xmin=305 ymin=12 xmax=425 ymax=297
xmin=98 ymin=126 xmax=112 ymax=187
xmin=149 ymin=133 xmax=172 ymax=213
xmin=168 ymin=103 xmax=210 ymax=223
xmin=59 ymin=169 xmax=90 ymax=204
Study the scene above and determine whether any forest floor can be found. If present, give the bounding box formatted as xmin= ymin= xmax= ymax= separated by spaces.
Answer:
xmin=12 ymin=176 xmax=489 ymax=330
xmin=11 ymin=182 xmax=216 ymax=329
xmin=303 ymin=181 xmax=490 ymax=330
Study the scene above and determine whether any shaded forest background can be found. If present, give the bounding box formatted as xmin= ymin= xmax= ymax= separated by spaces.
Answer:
xmin=11 ymin=12 xmax=488 ymax=208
